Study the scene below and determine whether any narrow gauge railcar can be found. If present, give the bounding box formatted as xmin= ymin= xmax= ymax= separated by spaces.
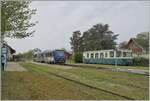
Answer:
xmin=83 ymin=49 xmax=133 ymax=65
xmin=34 ymin=49 xmax=66 ymax=64
xmin=33 ymin=52 xmax=44 ymax=62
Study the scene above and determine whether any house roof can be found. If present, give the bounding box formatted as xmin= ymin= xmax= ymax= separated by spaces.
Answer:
xmin=126 ymin=38 xmax=143 ymax=50
xmin=3 ymin=43 xmax=16 ymax=54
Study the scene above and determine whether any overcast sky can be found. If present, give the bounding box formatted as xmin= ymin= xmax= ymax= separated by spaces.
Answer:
xmin=5 ymin=1 xmax=150 ymax=53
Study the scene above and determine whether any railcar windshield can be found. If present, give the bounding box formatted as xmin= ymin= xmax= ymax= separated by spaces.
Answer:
xmin=54 ymin=50 xmax=65 ymax=56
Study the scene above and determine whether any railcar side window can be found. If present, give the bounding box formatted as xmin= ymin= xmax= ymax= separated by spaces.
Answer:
xmin=116 ymin=51 xmax=121 ymax=57
xmin=110 ymin=51 xmax=114 ymax=57
xmin=34 ymin=54 xmax=37 ymax=58
xmin=47 ymin=53 xmax=49 ymax=57
xmin=105 ymin=52 xmax=108 ymax=57
xmin=50 ymin=53 xmax=52 ymax=57
xmin=91 ymin=53 xmax=94 ymax=59
xmin=100 ymin=53 xmax=104 ymax=58
xmin=48 ymin=53 xmax=51 ymax=57
xmin=123 ymin=52 xmax=126 ymax=57
xmin=87 ymin=53 xmax=89 ymax=58
xmin=95 ymin=53 xmax=99 ymax=59
xmin=123 ymin=52 xmax=131 ymax=57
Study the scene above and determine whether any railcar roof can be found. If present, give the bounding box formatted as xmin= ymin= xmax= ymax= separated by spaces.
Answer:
xmin=43 ymin=50 xmax=52 ymax=53
xmin=83 ymin=49 xmax=132 ymax=53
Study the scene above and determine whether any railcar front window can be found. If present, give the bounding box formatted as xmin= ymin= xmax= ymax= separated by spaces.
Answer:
xmin=110 ymin=51 xmax=114 ymax=57
xmin=91 ymin=53 xmax=94 ymax=59
xmin=95 ymin=53 xmax=99 ymax=59
xmin=55 ymin=51 xmax=65 ymax=56
xmin=116 ymin=51 xmax=121 ymax=57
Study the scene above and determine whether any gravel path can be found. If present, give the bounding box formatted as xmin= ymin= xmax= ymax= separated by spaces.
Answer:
xmin=5 ymin=62 xmax=27 ymax=71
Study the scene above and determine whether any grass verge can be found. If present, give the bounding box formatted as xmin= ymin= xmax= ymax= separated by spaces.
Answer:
xmin=20 ymin=62 xmax=149 ymax=100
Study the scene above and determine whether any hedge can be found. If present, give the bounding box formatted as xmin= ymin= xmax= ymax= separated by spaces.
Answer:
xmin=132 ymin=57 xmax=149 ymax=67
xmin=74 ymin=52 xmax=83 ymax=63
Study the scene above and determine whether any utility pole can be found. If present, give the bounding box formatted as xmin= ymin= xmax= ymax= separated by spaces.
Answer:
xmin=0 ymin=2 xmax=2 ymax=69
xmin=0 ymin=2 xmax=2 ymax=100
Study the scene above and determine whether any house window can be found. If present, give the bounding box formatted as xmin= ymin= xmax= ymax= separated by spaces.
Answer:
xmin=95 ymin=53 xmax=99 ymax=59
xmin=110 ymin=51 xmax=114 ymax=57
xmin=91 ymin=53 xmax=94 ymax=59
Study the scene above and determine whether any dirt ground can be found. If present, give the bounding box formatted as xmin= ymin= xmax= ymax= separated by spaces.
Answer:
xmin=5 ymin=62 xmax=27 ymax=71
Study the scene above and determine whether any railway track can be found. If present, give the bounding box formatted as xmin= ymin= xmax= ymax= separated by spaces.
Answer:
xmin=26 ymin=63 xmax=137 ymax=100
xmin=60 ymin=63 xmax=149 ymax=76
xmin=32 ymin=62 xmax=149 ymax=89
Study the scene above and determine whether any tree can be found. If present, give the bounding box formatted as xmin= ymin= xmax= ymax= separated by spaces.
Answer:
xmin=60 ymin=48 xmax=67 ymax=52
xmin=70 ymin=23 xmax=119 ymax=52
xmin=1 ymin=0 xmax=37 ymax=39
xmin=18 ymin=49 xmax=34 ymax=61
xmin=33 ymin=48 xmax=41 ymax=53
xmin=119 ymin=41 xmax=127 ymax=49
xmin=136 ymin=32 xmax=149 ymax=53
xmin=70 ymin=31 xmax=83 ymax=52
xmin=82 ymin=23 xmax=118 ymax=51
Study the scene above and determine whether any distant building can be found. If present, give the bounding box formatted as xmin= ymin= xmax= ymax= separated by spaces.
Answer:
xmin=125 ymin=38 xmax=143 ymax=55
xmin=3 ymin=43 xmax=16 ymax=61
xmin=65 ymin=51 xmax=73 ymax=60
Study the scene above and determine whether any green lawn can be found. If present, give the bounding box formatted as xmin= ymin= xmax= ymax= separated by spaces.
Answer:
xmin=2 ymin=62 xmax=149 ymax=100
xmin=2 ymin=72 xmax=102 ymax=100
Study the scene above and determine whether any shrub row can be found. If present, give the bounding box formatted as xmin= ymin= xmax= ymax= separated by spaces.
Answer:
xmin=74 ymin=52 xmax=83 ymax=63
xmin=132 ymin=57 xmax=149 ymax=67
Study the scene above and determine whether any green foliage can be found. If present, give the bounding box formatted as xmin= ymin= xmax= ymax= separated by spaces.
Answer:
xmin=16 ymin=49 xmax=34 ymax=61
xmin=70 ymin=31 xmax=83 ymax=52
xmin=1 ymin=0 xmax=37 ymax=39
xmin=70 ymin=23 xmax=118 ymax=52
xmin=135 ymin=32 xmax=149 ymax=53
xmin=133 ymin=57 xmax=149 ymax=67
xmin=60 ymin=48 xmax=67 ymax=52
xmin=23 ymin=50 xmax=34 ymax=60
xmin=74 ymin=52 xmax=83 ymax=63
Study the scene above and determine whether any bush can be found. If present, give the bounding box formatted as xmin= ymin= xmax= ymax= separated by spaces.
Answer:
xmin=133 ymin=57 xmax=149 ymax=67
xmin=74 ymin=52 xmax=83 ymax=63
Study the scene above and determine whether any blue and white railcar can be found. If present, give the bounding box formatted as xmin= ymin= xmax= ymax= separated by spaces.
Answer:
xmin=83 ymin=49 xmax=133 ymax=65
xmin=52 ymin=49 xmax=66 ymax=63
xmin=34 ymin=49 xmax=66 ymax=64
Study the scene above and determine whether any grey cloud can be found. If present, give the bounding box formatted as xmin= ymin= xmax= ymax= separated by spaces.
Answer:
xmin=5 ymin=1 xmax=150 ymax=53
